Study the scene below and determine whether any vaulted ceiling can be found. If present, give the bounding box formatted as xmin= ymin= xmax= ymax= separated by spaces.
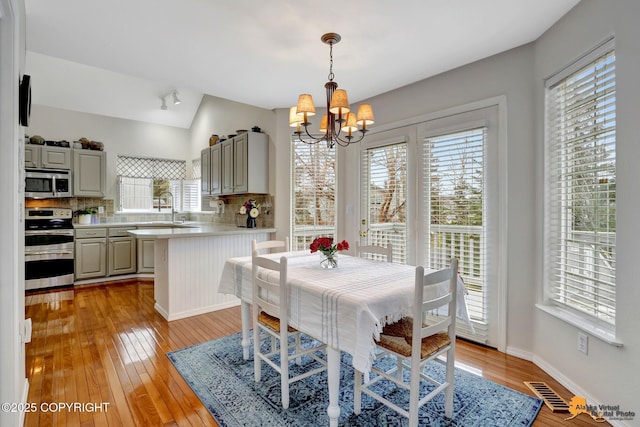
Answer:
xmin=24 ymin=0 xmax=580 ymax=128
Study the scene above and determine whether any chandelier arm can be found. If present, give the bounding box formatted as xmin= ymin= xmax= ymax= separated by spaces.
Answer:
xmin=334 ymin=130 xmax=367 ymax=146
xmin=296 ymin=124 xmax=328 ymax=145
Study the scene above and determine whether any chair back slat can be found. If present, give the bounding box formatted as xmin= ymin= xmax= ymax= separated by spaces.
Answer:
xmin=414 ymin=258 xmax=458 ymax=349
xmin=252 ymin=254 xmax=288 ymax=325
xmin=355 ymin=242 xmax=393 ymax=262
xmin=252 ymin=238 xmax=290 ymax=255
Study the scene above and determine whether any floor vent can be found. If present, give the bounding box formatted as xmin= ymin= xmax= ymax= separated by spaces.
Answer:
xmin=524 ymin=381 xmax=570 ymax=412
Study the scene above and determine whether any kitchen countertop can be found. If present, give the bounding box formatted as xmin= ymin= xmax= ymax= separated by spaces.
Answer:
xmin=127 ymin=223 xmax=276 ymax=239
xmin=73 ymin=221 xmax=275 ymax=239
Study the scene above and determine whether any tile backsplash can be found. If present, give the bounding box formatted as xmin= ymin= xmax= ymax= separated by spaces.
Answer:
xmin=25 ymin=194 xmax=274 ymax=228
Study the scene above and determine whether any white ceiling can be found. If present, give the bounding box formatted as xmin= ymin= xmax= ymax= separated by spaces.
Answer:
xmin=24 ymin=0 xmax=580 ymax=129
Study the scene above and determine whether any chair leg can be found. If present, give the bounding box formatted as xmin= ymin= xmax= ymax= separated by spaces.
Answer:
xmin=444 ymin=348 xmax=455 ymax=418
xmin=253 ymin=327 xmax=262 ymax=382
xmin=408 ymin=357 xmax=421 ymax=427
xmin=281 ymin=333 xmax=290 ymax=409
xmin=295 ymin=332 xmax=302 ymax=365
xmin=354 ymin=369 xmax=362 ymax=414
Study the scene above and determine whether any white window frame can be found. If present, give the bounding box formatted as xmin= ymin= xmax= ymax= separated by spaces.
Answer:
xmin=540 ymin=38 xmax=620 ymax=346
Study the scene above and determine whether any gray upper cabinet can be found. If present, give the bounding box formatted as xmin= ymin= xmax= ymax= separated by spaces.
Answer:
xmin=25 ymin=145 xmax=72 ymax=169
xmin=201 ymin=145 xmax=211 ymax=194
xmin=73 ymin=149 xmax=106 ymax=197
xmin=202 ymin=131 xmax=268 ymax=196
xmin=210 ymin=143 xmax=222 ymax=195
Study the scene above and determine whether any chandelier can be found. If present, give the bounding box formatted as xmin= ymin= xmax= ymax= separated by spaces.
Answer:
xmin=290 ymin=33 xmax=374 ymax=148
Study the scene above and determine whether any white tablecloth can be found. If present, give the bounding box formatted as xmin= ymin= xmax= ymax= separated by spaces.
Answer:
xmin=219 ymin=251 xmax=474 ymax=373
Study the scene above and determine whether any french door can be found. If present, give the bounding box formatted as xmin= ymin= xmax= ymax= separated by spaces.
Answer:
xmin=360 ymin=105 xmax=503 ymax=347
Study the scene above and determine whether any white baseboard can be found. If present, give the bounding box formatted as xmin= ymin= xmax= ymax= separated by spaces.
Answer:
xmin=155 ymin=300 xmax=240 ymax=322
xmin=505 ymin=345 xmax=534 ymax=362
xmin=532 ymin=355 xmax=629 ymax=427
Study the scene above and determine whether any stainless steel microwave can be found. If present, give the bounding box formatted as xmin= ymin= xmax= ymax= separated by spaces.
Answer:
xmin=25 ymin=169 xmax=72 ymax=198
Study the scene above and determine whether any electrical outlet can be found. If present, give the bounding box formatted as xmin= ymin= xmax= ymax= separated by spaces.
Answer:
xmin=578 ymin=332 xmax=588 ymax=354
xmin=98 ymin=206 xmax=104 ymax=214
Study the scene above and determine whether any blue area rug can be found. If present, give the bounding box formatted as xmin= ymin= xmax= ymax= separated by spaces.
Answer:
xmin=167 ymin=333 xmax=542 ymax=426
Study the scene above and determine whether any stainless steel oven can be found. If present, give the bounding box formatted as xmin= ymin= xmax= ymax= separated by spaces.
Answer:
xmin=25 ymin=208 xmax=74 ymax=290
xmin=25 ymin=169 xmax=72 ymax=198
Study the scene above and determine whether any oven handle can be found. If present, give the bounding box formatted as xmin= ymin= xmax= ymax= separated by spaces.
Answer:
xmin=25 ymin=230 xmax=74 ymax=236
xmin=25 ymin=250 xmax=74 ymax=257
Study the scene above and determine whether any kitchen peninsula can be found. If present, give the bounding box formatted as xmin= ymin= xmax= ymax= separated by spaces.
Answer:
xmin=128 ymin=224 xmax=275 ymax=321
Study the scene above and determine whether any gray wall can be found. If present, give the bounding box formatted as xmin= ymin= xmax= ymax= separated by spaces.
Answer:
xmin=533 ymin=0 xmax=639 ymax=418
xmin=27 ymin=105 xmax=191 ymax=201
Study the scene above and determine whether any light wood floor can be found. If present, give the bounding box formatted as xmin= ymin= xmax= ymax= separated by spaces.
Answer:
xmin=24 ymin=280 xmax=607 ymax=426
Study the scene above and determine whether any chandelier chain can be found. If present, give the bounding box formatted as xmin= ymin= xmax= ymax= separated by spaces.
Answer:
xmin=328 ymin=41 xmax=335 ymax=82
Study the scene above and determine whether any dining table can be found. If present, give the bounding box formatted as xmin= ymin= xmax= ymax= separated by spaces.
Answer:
xmin=218 ymin=250 xmax=473 ymax=427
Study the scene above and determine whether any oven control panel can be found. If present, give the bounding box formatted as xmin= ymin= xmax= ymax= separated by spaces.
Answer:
xmin=25 ymin=208 xmax=72 ymax=220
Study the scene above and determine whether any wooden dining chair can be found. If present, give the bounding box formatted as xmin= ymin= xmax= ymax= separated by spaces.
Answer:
xmin=252 ymin=237 xmax=290 ymax=255
xmin=355 ymin=241 xmax=393 ymax=262
xmin=252 ymin=254 xmax=326 ymax=409
xmin=354 ymin=258 xmax=459 ymax=426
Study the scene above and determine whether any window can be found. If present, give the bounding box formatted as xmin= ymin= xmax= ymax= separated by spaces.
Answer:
xmin=360 ymin=141 xmax=407 ymax=263
xmin=545 ymin=39 xmax=616 ymax=326
xmin=423 ymin=127 xmax=488 ymax=341
xmin=291 ymin=137 xmax=337 ymax=250
xmin=117 ymin=155 xmax=200 ymax=212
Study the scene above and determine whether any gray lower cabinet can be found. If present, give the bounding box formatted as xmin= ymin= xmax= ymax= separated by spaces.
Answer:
xmin=137 ymin=238 xmax=155 ymax=273
xmin=75 ymin=226 xmax=137 ymax=280
xmin=75 ymin=228 xmax=107 ymax=280
xmin=108 ymin=227 xmax=137 ymax=276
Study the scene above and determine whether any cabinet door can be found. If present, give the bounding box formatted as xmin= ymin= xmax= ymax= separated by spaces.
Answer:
xmin=42 ymin=146 xmax=71 ymax=169
xmin=108 ymin=237 xmax=136 ymax=275
xmin=210 ymin=144 xmax=222 ymax=195
xmin=137 ymin=238 xmax=155 ymax=273
xmin=233 ymin=134 xmax=248 ymax=193
xmin=201 ymin=147 xmax=211 ymax=194
xmin=75 ymin=238 xmax=107 ymax=279
xmin=24 ymin=145 xmax=40 ymax=168
xmin=73 ymin=150 xmax=106 ymax=197
xmin=221 ymin=140 xmax=234 ymax=194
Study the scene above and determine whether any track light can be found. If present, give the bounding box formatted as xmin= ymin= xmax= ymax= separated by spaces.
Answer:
xmin=160 ymin=90 xmax=181 ymax=110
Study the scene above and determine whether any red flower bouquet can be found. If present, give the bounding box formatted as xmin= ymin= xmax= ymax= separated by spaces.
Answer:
xmin=310 ymin=237 xmax=349 ymax=269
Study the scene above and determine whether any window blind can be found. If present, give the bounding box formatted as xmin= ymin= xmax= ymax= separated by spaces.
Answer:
xmin=291 ymin=137 xmax=337 ymax=250
xmin=545 ymin=42 xmax=616 ymax=325
xmin=423 ymin=128 xmax=487 ymax=341
xmin=360 ymin=142 xmax=407 ymax=263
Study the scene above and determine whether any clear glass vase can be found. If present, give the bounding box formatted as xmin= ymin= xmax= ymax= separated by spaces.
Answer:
xmin=320 ymin=253 xmax=338 ymax=269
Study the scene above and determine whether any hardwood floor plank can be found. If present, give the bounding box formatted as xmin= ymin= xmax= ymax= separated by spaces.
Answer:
xmin=25 ymin=280 xmax=608 ymax=427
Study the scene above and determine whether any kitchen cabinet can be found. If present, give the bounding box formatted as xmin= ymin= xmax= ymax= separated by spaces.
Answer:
xmin=73 ymin=149 xmax=106 ymax=197
xmin=75 ymin=226 xmax=136 ymax=280
xmin=201 ymin=143 xmax=222 ymax=196
xmin=75 ymin=228 xmax=107 ymax=280
xmin=25 ymin=145 xmax=72 ymax=169
xmin=201 ymin=131 xmax=268 ymax=196
xmin=108 ymin=227 xmax=137 ymax=276
xmin=201 ymin=146 xmax=211 ymax=194
xmin=221 ymin=139 xmax=234 ymax=194
xmin=137 ymin=237 xmax=155 ymax=273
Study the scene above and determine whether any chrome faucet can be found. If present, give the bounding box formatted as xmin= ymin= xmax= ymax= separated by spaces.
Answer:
xmin=158 ymin=191 xmax=176 ymax=223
